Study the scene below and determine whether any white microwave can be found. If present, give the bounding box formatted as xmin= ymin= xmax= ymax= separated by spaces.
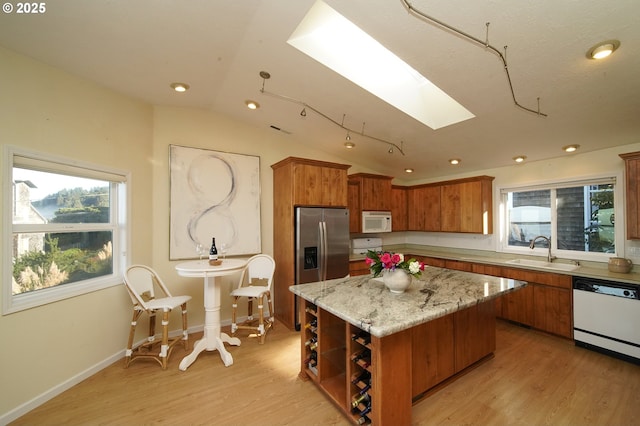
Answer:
xmin=362 ymin=211 xmax=392 ymax=233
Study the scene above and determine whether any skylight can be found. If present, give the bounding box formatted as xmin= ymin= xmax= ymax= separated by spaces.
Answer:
xmin=287 ymin=0 xmax=474 ymax=130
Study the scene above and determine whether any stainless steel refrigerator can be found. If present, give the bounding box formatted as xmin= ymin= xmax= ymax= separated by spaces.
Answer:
xmin=295 ymin=207 xmax=350 ymax=329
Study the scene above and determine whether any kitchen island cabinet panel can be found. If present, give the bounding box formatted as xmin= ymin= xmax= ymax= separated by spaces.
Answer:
xmin=454 ymin=301 xmax=496 ymax=372
xmin=411 ymin=315 xmax=455 ymax=396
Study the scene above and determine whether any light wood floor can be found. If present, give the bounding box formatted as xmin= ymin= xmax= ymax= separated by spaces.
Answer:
xmin=12 ymin=320 xmax=640 ymax=425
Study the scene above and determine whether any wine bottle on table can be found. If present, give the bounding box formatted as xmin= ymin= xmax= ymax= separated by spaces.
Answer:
xmin=209 ymin=238 xmax=218 ymax=264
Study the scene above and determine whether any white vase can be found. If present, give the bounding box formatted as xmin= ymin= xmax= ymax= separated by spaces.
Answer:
xmin=382 ymin=269 xmax=412 ymax=294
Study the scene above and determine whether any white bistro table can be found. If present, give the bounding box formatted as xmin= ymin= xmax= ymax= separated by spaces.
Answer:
xmin=175 ymin=258 xmax=247 ymax=370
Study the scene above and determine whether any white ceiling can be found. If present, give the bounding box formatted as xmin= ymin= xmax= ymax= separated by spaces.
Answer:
xmin=1 ymin=0 xmax=639 ymax=180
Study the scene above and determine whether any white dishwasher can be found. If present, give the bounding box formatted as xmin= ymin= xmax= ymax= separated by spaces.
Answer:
xmin=573 ymin=276 xmax=640 ymax=364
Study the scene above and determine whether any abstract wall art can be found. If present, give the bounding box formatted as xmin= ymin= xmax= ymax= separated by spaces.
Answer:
xmin=169 ymin=145 xmax=261 ymax=260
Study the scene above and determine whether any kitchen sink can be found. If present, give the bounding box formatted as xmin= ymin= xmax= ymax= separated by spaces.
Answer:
xmin=505 ymin=258 xmax=579 ymax=272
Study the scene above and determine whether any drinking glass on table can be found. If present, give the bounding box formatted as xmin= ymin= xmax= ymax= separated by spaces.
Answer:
xmin=220 ymin=243 xmax=228 ymax=260
xmin=195 ymin=243 xmax=205 ymax=261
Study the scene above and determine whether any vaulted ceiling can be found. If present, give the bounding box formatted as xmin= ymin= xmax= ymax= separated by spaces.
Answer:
xmin=1 ymin=0 xmax=638 ymax=180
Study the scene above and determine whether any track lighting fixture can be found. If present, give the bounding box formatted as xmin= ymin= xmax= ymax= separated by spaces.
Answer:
xmin=257 ymin=71 xmax=405 ymax=155
xmin=344 ymin=141 xmax=355 ymax=149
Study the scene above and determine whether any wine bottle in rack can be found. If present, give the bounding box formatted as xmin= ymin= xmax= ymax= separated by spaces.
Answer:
xmin=304 ymin=337 xmax=317 ymax=346
xmin=350 ymin=348 xmax=371 ymax=363
xmin=303 ymin=351 xmax=317 ymax=366
xmin=305 ymin=305 xmax=317 ymax=315
xmin=355 ymin=414 xmax=370 ymax=425
xmin=356 ymin=404 xmax=371 ymax=418
xmin=304 ymin=319 xmax=317 ymax=329
xmin=308 ymin=342 xmax=318 ymax=351
xmin=351 ymin=392 xmax=370 ymax=409
xmin=351 ymin=330 xmax=371 ymax=346
xmin=350 ymin=369 xmax=371 ymax=385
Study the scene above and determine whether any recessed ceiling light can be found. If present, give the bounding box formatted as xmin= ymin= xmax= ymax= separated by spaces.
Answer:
xmin=344 ymin=141 xmax=355 ymax=149
xmin=287 ymin=0 xmax=474 ymax=130
xmin=405 ymin=168 xmax=414 ymax=173
xmin=586 ymin=40 xmax=620 ymax=60
xmin=245 ymin=100 xmax=260 ymax=110
xmin=170 ymin=82 xmax=190 ymax=92
xmin=449 ymin=159 xmax=461 ymax=165
xmin=563 ymin=144 xmax=580 ymax=153
xmin=513 ymin=155 xmax=527 ymax=163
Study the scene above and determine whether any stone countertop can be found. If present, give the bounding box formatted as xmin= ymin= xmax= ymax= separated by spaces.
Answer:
xmin=289 ymin=267 xmax=526 ymax=338
xmin=350 ymin=244 xmax=640 ymax=285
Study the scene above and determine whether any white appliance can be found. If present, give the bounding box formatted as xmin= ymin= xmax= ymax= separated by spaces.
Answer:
xmin=361 ymin=211 xmax=392 ymax=233
xmin=573 ymin=276 xmax=640 ymax=364
xmin=351 ymin=237 xmax=383 ymax=255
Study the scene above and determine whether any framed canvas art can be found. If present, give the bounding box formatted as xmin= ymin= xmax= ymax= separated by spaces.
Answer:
xmin=169 ymin=145 xmax=261 ymax=260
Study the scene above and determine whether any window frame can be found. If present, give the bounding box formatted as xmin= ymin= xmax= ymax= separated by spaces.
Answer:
xmin=3 ymin=145 xmax=131 ymax=315
xmin=497 ymin=172 xmax=625 ymax=262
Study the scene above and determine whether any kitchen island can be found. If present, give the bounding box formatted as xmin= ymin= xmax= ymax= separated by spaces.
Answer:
xmin=290 ymin=267 xmax=527 ymax=425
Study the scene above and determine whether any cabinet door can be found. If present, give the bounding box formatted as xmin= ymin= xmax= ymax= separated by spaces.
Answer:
xmin=440 ymin=184 xmax=461 ymax=232
xmin=407 ymin=186 xmax=440 ymax=231
xmin=620 ymin=153 xmax=640 ymax=239
xmin=294 ymin=163 xmax=347 ymax=206
xmin=361 ymin=176 xmax=393 ymax=211
xmin=348 ymin=180 xmax=361 ymax=233
xmin=390 ymin=186 xmax=407 ymax=231
xmin=411 ymin=315 xmax=455 ymax=396
xmin=293 ymin=163 xmax=323 ymax=205
xmin=533 ymin=285 xmax=572 ymax=338
xmin=349 ymin=260 xmax=370 ymax=276
xmin=501 ymin=284 xmax=534 ymax=326
xmin=322 ymin=166 xmax=348 ymax=206
xmin=459 ymin=181 xmax=484 ymax=233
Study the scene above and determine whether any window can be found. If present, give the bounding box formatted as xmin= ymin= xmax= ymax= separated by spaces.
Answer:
xmin=3 ymin=146 xmax=129 ymax=314
xmin=501 ymin=175 xmax=622 ymax=260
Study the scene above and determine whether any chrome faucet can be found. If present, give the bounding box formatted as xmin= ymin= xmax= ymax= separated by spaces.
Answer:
xmin=529 ymin=235 xmax=556 ymax=263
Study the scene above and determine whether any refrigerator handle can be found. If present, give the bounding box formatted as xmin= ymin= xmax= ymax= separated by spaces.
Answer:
xmin=319 ymin=221 xmax=327 ymax=281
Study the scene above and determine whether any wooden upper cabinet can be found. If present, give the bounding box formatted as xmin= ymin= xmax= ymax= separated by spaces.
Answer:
xmin=348 ymin=173 xmax=394 ymax=211
xmin=348 ymin=180 xmax=361 ymax=233
xmin=391 ymin=185 xmax=408 ymax=231
xmin=279 ymin=158 xmax=350 ymax=207
xmin=407 ymin=185 xmax=440 ymax=231
xmin=619 ymin=151 xmax=640 ymax=239
xmin=442 ymin=177 xmax=494 ymax=234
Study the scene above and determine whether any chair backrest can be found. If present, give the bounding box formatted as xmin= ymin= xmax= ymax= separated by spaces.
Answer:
xmin=123 ymin=265 xmax=171 ymax=309
xmin=239 ymin=254 xmax=275 ymax=289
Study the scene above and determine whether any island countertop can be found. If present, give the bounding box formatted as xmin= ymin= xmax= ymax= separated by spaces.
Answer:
xmin=289 ymin=266 xmax=526 ymax=338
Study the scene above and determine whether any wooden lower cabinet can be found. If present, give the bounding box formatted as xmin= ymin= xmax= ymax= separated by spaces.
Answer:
xmin=412 ymin=255 xmax=573 ymax=339
xmin=299 ymin=297 xmax=496 ymax=425
xmin=349 ymin=260 xmax=370 ymax=277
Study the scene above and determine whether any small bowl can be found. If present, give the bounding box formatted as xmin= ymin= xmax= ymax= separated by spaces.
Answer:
xmin=209 ymin=259 xmax=223 ymax=266
xmin=608 ymin=257 xmax=632 ymax=273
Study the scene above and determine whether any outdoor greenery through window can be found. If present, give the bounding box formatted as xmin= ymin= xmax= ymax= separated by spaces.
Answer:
xmin=502 ymin=177 xmax=619 ymax=259
xmin=4 ymin=147 xmax=128 ymax=314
